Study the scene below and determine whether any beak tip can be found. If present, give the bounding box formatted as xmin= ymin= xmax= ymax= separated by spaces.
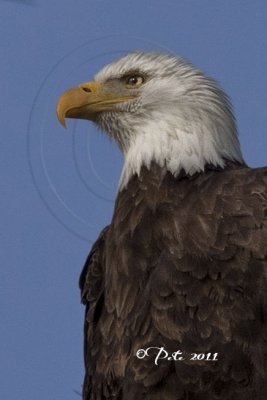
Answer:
xmin=56 ymin=110 xmax=67 ymax=128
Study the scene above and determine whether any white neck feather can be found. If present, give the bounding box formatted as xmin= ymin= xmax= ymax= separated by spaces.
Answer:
xmin=118 ymin=113 xmax=243 ymax=190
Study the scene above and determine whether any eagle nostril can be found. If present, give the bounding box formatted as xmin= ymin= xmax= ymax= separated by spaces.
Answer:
xmin=81 ymin=86 xmax=92 ymax=93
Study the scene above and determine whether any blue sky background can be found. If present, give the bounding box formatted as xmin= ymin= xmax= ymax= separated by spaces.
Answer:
xmin=1 ymin=1 xmax=267 ymax=399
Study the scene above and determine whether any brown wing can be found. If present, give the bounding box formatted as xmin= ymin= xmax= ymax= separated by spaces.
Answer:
xmin=79 ymin=166 xmax=267 ymax=400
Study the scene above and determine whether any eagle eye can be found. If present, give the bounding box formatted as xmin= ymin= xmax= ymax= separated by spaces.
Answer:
xmin=124 ymin=75 xmax=145 ymax=88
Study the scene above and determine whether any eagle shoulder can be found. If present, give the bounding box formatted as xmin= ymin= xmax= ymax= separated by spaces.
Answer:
xmin=79 ymin=226 xmax=109 ymax=399
xmin=79 ymin=225 xmax=109 ymax=305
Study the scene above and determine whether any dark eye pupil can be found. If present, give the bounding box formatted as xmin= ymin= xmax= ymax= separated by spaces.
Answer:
xmin=128 ymin=76 xmax=138 ymax=85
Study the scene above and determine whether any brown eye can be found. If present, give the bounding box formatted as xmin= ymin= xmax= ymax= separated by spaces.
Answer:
xmin=125 ymin=75 xmax=144 ymax=88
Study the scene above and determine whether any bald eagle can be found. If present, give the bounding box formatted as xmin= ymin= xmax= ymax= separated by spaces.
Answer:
xmin=57 ymin=52 xmax=267 ymax=400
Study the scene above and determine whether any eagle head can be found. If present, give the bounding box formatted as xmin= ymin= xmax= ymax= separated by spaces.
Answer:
xmin=57 ymin=52 xmax=244 ymax=189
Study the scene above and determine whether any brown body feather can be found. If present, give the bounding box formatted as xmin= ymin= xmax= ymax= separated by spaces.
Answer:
xmin=80 ymin=163 xmax=267 ymax=399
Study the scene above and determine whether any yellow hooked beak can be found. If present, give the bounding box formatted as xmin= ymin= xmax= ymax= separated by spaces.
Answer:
xmin=56 ymin=81 xmax=135 ymax=127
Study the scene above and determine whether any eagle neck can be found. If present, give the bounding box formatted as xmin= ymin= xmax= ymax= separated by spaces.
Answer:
xmin=118 ymin=120 xmax=244 ymax=191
